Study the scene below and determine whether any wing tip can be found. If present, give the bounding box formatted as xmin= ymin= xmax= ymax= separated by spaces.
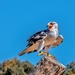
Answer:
xmin=18 ymin=52 xmax=26 ymax=56
xmin=18 ymin=53 xmax=22 ymax=56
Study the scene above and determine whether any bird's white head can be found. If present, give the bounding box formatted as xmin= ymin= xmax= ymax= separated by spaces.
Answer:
xmin=47 ymin=22 xmax=58 ymax=31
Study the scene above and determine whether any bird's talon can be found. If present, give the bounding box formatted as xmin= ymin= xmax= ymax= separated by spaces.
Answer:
xmin=38 ymin=51 xmax=48 ymax=56
xmin=43 ymin=52 xmax=47 ymax=55
xmin=47 ymin=53 xmax=52 ymax=57
xmin=38 ymin=51 xmax=44 ymax=56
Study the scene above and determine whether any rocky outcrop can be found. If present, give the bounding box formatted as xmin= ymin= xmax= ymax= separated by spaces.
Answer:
xmin=29 ymin=56 xmax=66 ymax=75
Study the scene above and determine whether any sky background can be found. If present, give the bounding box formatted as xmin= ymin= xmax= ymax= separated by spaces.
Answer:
xmin=0 ymin=0 xmax=75 ymax=66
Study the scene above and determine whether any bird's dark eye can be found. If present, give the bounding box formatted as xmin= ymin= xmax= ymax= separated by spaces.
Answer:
xmin=50 ymin=23 xmax=53 ymax=25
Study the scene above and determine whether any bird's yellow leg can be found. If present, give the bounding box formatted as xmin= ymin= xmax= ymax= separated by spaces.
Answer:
xmin=47 ymin=53 xmax=52 ymax=57
xmin=42 ymin=52 xmax=52 ymax=57
xmin=38 ymin=51 xmax=44 ymax=56
xmin=38 ymin=51 xmax=52 ymax=57
xmin=38 ymin=51 xmax=48 ymax=56
xmin=43 ymin=52 xmax=48 ymax=55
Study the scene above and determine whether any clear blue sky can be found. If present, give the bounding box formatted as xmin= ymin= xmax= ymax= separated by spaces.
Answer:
xmin=0 ymin=0 xmax=75 ymax=66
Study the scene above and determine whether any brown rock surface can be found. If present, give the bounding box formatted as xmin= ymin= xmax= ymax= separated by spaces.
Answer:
xmin=29 ymin=56 xmax=66 ymax=75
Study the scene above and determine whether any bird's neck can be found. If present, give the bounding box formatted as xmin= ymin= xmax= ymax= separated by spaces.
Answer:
xmin=50 ymin=28 xmax=59 ymax=38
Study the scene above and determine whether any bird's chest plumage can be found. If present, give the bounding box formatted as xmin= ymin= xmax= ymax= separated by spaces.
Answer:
xmin=44 ymin=30 xmax=58 ymax=46
xmin=48 ymin=30 xmax=58 ymax=38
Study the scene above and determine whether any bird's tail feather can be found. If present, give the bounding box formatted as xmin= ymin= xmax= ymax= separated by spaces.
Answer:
xmin=18 ymin=42 xmax=39 ymax=56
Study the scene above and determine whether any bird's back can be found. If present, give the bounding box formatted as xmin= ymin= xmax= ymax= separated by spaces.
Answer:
xmin=27 ymin=29 xmax=49 ymax=47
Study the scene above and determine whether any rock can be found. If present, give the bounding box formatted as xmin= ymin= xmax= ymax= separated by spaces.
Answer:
xmin=29 ymin=56 xmax=66 ymax=75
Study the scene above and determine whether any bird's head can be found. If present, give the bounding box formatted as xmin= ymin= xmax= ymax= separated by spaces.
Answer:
xmin=47 ymin=22 xmax=58 ymax=31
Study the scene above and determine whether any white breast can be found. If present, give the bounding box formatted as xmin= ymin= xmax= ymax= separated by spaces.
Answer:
xmin=49 ymin=28 xmax=58 ymax=38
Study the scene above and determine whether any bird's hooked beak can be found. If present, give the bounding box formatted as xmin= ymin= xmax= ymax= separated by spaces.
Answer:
xmin=47 ymin=22 xmax=54 ymax=30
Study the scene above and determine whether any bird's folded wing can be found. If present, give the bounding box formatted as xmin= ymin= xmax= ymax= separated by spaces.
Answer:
xmin=18 ymin=42 xmax=39 ymax=56
xmin=18 ymin=35 xmax=56 ymax=56
xmin=52 ymin=35 xmax=64 ymax=48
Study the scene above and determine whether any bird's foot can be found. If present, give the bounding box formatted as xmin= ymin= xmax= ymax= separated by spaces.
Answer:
xmin=47 ymin=53 xmax=56 ymax=60
xmin=38 ymin=52 xmax=53 ymax=57
xmin=47 ymin=53 xmax=52 ymax=57
xmin=38 ymin=51 xmax=47 ymax=56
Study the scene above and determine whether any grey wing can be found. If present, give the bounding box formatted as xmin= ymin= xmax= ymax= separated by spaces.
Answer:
xmin=52 ymin=35 xmax=64 ymax=48
xmin=27 ymin=30 xmax=48 ymax=47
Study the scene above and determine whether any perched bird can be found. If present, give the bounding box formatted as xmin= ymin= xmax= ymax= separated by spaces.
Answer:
xmin=18 ymin=22 xmax=64 ymax=56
